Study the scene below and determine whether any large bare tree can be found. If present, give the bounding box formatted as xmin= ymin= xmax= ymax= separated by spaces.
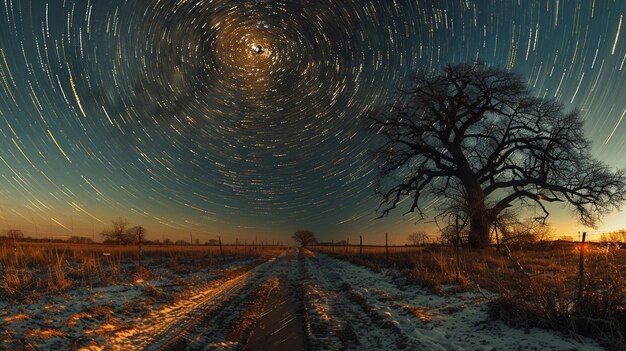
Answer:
xmin=364 ymin=62 xmax=626 ymax=248
xmin=292 ymin=230 xmax=317 ymax=247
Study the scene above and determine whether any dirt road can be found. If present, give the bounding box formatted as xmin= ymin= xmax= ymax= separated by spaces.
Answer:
xmin=103 ymin=249 xmax=604 ymax=351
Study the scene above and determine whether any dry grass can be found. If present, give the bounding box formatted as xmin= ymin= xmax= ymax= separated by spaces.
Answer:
xmin=311 ymin=242 xmax=626 ymax=349
xmin=0 ymin=240 xmax=283 ymax=301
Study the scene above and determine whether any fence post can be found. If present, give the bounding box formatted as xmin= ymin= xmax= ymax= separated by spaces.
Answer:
xmin=138 ymin=226 xmax=143 ymax=275
xmin=14 ymin=239 xmax=19 ymax=265
xmin=577 ymin=232 xmax=587 ymax=306
xmin=331 ymin=239 xmax=334 ymax=253
xmin=455 ymin=216 xmax=461 ymax=283
xmin=219 ymin=236 xmax=225 ymax=262
xmin=385 ymin=232 xmax=389 ymax=263
xmin=455 ymin=233 xmax=460 ymax=283
xmin=47 ymin=238 xmax=51 ymax=267
xmin=359 ymin=235 xmax=362 ymax=258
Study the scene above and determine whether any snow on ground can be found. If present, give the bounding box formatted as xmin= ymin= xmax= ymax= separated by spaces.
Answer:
xmin=0 ymin=258 xmax=258 ymax=350
xmin=188 ymin=248 xmax=304 ymax=351
xmin=106 ymin=257 xmax=279 ymax=350
xmin=1 ymin=249 xmax=608 ymax=350
xmin=301 ymin=251 xmax=605 ymax=351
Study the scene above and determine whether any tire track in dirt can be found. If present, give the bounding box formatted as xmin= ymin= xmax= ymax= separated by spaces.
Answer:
xmin=176 ymin=248 xmax=305 ymax=350
xmin=303 ymin=253 xmax=605 ymax=351
xmin=245 ymin=249 xmax=306 ymax=351
xmin=105 ymin=255 xmax=284 ymax=350
xmin=301 ymin=251 xmax=430 ymax=350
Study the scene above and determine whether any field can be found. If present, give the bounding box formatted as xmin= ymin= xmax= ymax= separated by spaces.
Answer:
xmin=311 ymin=242 xmax=626 ymax=349
xmin=0 ymin=240 xmax=624 ymax=350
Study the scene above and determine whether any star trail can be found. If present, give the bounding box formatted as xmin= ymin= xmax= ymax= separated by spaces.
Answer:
xmin=0 ymin=0 xmax=625 ymax=242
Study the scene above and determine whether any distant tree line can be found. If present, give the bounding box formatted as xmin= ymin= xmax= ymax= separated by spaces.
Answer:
xmin=0 ymin=229 xmax=94 ymax=244
xmin=600 ymin=229 xmax=626 ymax=243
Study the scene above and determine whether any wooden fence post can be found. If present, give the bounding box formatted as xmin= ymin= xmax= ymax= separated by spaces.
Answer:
xmin=138 ymin=226 xmax=143 ymax=275
xmin=359 ymin=235 xmax=362 ymax=258
xmin=385 ymin=232 xmax=389 ymax=263
xmin=577 ymin=232 xmax=587 ymax=306
xmin=14 ymin=239 xmax=19 ymax=265
xmin=47 ymin=238 xmax=51 ymax=267
xmin=455 ymin=216 xmax=461 ymax=283
xmin=455 ymin=234 xmax=460 ymax=283
xmin=219 ymin=236 xmax=225 ymax=262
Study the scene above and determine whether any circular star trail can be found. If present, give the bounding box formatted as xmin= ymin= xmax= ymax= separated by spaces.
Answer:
xmin=0 ymin=1 xmax=625 ymax=240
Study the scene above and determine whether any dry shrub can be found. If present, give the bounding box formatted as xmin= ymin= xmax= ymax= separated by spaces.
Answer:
xmin=132 ymin=263 xmax=154 ymax=282
xmin=47 ymin=250 xmax=73 ymax=292
xmin=488 ymin=247 xmax=625 ymax=350
xmin=102 ymin=254 xmax=122 ymax=284
xmin=0 ymin=267 xmax=34 ymax=300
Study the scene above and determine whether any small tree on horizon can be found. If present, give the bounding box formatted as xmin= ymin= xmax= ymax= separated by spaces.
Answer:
xmin=292 ymin=230 xmax=317 ymax=247
xmin=364 ymin=62 xmax=626 ymax=249
xmin=100 ymin=217 xmax=145 ymax=245
xmin=600 ymin=229 xmax=626 ymax=243
xmin=126 ymin=226 xmax=146 ymax=244
xmin=6 ymin=229 xmax=24 ymax=240
xmin=492 ymin=211 xmax=551 ymax=250
xmin=407 ymin=231 xmax=428 ymax=246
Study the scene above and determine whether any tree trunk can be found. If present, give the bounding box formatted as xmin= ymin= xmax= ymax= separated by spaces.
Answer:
xmin=468 ymin=212 xmax=491 ymax=249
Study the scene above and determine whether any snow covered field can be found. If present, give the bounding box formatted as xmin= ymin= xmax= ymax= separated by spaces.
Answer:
xmin=1 ymin=248 xmax=606 ymax=350
xmin=300 ymin=250 xmax=605 ymax=351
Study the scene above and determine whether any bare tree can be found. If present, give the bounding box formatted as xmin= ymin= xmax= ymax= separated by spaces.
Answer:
xmin=492 ymin=211 xmax=551 ymax=250
xmin=600 ymin=229 xmax=626 ymax=243
xmin=68 ymin=236 xmax=93 ymax=244
xmin=100 ymin=217 xmax=141 ymax=245
xmin=6 ymin=229 xmax=24 ymax=240
xmin=292 ymin=230 xmax=317 ymax=247
xmin=364 ymin=62 xmax=626 ymax=248
xmin=407 ymin=230 xmax=428 ymax=246
xmin=126 ymin=226 xmax=146 ymax=244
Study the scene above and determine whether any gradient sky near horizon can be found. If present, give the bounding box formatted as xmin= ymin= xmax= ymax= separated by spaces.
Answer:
xmin=0 ymin=0 xmax=625 ymax=244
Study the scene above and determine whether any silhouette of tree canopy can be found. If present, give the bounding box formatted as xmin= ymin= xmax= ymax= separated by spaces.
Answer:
xmin=406 ymin=231 xmax=428 ymax=246
xmin=126 ymin=226 xmax=146 ymax=243
xmin=101 ymin=217 xmax=145 ymax=245
xmin=292 ymin=230 xmax=317 ymax=247
xmin=6 ymin=229 xmax=24 ymax=240
xmin=364 ymin=62 xmax=626 ymax=249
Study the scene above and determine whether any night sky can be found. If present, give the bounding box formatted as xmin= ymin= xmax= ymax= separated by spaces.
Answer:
xmin=0 ymin=0 xmax=625 ymax=243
